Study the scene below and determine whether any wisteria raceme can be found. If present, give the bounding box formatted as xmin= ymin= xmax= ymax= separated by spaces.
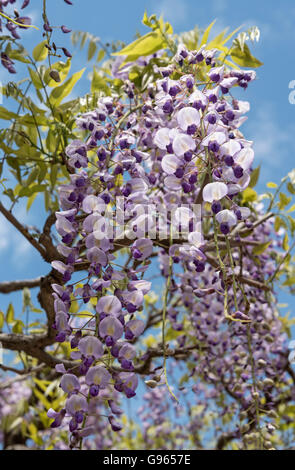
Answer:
xmin=47 ymin=40 xmax=291 ymax=449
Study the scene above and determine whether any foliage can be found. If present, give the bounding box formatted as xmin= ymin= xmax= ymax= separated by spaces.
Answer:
xmin=0 ymin=4 xmax=295 ymax=451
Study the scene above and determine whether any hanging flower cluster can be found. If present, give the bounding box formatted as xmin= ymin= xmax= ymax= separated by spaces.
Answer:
xmin=48 ymin=40 xmax=289 ymax=448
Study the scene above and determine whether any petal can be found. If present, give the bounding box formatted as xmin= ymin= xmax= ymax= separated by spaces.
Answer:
xmin=161 ymin=154 xmax=182 ymax=175
xmin=173 ymin=134 xmax=196 ymax=156
xmin=234 ymin=147 xmax=254 ymax=170
xmin=153 ymin=128 xmax=171 ymax=149
xmin=203 ymin=182 xmax=228 ymax=202
xmin=177 ymin=107 xmax=200 ymax=130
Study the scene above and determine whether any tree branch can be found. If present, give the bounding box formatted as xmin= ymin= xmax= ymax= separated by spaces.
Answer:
xmin=0 ymin=277 xmax=42 ymax=294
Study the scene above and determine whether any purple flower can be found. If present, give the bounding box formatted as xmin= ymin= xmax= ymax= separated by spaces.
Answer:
xmin=108 ymin=415 xmax=123 ymax=432
xmin=125 ymin=319 xmax=145 ymax=340
xmin=85 ymin=365 xmax=111 ymax=388
xmin=78 ymin=336 xmax=104 ymax=359
xmin=96 ymin=295 xmax=122 ymax=316
xmin=131 ymin=239 xmax=153 ymax=260
xmin=65 ymin=395 xmax=88 ymax=417
xmin=99 ymin=316 xmax=124 ymax=343
xmin=60 ymin=374 xmax=81 ymax=394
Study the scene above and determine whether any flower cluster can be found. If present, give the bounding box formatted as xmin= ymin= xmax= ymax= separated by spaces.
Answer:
xmin=49 ymin=41 xmax=288 ymax=448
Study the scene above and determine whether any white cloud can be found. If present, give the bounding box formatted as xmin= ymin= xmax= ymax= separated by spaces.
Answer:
xmin=152 ymin=0 xmax=188 ymax=27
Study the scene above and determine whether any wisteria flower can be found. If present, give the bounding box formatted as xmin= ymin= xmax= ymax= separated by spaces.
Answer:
xmin=203 ymin=182 xmax=228 ymax=203
xmin=60 ymin=374 xmax=81 ymax=394
xmin=177 ymin=107 xmax=200 ymax=134
xmin=78 ymin=336 xmax=104 ymax=359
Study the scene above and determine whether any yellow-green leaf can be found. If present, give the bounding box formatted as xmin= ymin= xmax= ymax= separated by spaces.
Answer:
xmin=88 ymin=41 xmax=97 ymax=61
xmin=200 ymin=20 xmax=216 ymax=45
xmin=6 ymin=303 xmax=14 ymax=324
xmin=12 ymin=320 xmax=24 ymax=334
xmin=283 ymin=233 xmax=289 ymax=251
xmin=91 ymin=67 xmax=111 ymax=95
xmin=278 ymin=192 xmax=291 ymax=210
xmin=242 ymin=187 xmax=257 ymax=203
xmin=0 ymin=106 xmax=18 ymax=120
xmin=112 ymin=30 xmax=165 ymax=61
xmin=0 ymin=311 xmax=4 ymax=329
xmin=44 ymin=59 xmax=71 ymax=87
xmin=230 ymin=43 xmax=263 ymax=68
xmin=220 ymin=26 xmax=242 ymax=46
xmin=249 ymin=166 xmax=260 ymax=188
xmin=252 ymin=241 xmax=271 ymax=255
xmin=28 ymin=67 xmax=43 ymax=89
xmin=267 ymin=182 xmax=278 ymax=188
xmin=49 ymin=68 xmax=85 ymax=106
xmin=33 ymin=40 xmax=48 ymax=62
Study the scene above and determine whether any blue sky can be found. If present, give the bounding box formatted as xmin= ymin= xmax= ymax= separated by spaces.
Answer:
xmin=1 ymin=0 xmax=295 ymax=362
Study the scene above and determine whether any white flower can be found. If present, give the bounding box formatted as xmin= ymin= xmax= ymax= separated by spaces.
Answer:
xmin=173 ymin=133 xmax=196 ymax=157
xmin=216 ymin=209 xmax=237 ymax=227
xmin=154 ymin=128 xmax=176 ymax=150
xmin=202 ymin=131 xmax=227 ymax=147
xmin=203 ymin=182 xmax=228 ymax=203
xmin=161 ymin=154 xmax=182 ymax=175
xmin=233 ymin=147 xmax=254 ymax=170
xmin=220 ymin=140 xmax=241 ymax=157
xmin=177 ymin=107 xmax=200 ymax=131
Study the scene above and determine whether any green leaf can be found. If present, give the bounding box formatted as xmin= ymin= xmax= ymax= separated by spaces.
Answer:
xmin=28 ymin=67 xmax=43 ymax=89
xmin=249 ymin=165 xmax=260 ymax=188
xmin=49 ymin=68 xmax=85 ymax=106
xmin=0 ymin=106 xmax=18 ymax=120
xmin=26 ymin=167 xmax=39 ymax=186
xmin=96 ymin=49 xmax=105 ymax=62
xmin=287 ymin=182 xmax=295 ymax=195
xmin=26 ymin=193 xmax=38 ymax=211
xmin=87 ymin=41 xmax=97 ymax=61
xmin=33 ymin=40 xmax=48 ymax=62
xmin=278 ymin=192 xmax=292 ymax=210
xmin=91 ymin=67 xmax=111 ymax=95
xmin=267 ymin=182 xmax=278 ymax=188
xmin=242 ymin=187 xmax=257 ymax=203
xmin=112 ymin=29 xmax=165 ymax=61
xmin=252 ymin=241 xmax=271 ymax=255
xmin=200 ymin=20 xmax=216 ymax=45
xmin=6 ymin=303 xmax=14 ymax=324
xmin=44 ymin=59 xmax=71 ymax=87
xmin=8 ymin=48 xmax=30 ymax=64
xmin=230 ymin=43 xmax=263 ymax=68
xmin=0 ymin=311 xmax=4 ymax=329
xmin=19 ymin=184 xmax=47 ymax=197
xmin=220 ymin=26 xmax=242 ymax=46
xmin=274 ymin=216 xmax=287 ymax=232
xmin=283 ymin=233 xmax=289 ymax=251
xmin=142 ymin=10 xmax=150 ymax=27
xmin=12 ymin=320 xmax=24 ymax=334
xmin=33 ymin=388 xmax=52 ymax=410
